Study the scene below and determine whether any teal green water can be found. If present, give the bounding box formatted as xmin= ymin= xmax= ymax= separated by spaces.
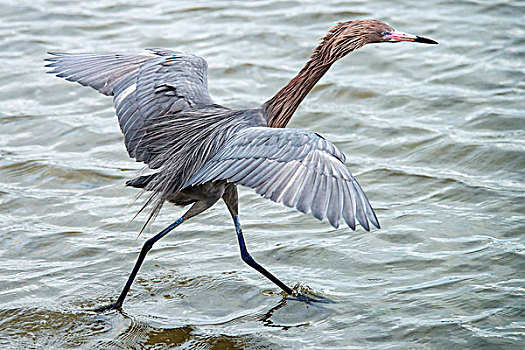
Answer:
xmin=0 ymin=0 xmax=523 ymax=349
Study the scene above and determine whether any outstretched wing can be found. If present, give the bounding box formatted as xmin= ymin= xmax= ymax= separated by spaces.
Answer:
xmin=45 ymin=52 xmax=154 ymax=96
xmin=45 ymin=49 xmax=215 ymax=165
xmin=185 ymin=127 xmax=379 ymax=231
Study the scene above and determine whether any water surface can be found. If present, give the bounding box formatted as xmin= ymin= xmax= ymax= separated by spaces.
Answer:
xmin=0 ymin=0 xmax=523 ymax=349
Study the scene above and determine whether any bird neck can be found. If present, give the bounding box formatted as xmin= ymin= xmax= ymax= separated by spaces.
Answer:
xmin=262 ymin=22 xmax=370 ymax=128
xmin=263 ymin=55 xmax=332 ymax=128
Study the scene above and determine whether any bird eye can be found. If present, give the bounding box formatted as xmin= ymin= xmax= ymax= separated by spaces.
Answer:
xmin=381 ymin=31 xmax=391 ymax=36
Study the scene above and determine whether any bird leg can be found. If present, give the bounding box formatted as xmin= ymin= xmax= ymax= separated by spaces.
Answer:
xmin=95 ymin=217 xmax=184 ymax=312
xmin=233 ymin=215 xmax=294 ymax=295
xmin=222 ymin=185 xmax=294 ymax=295
xmin=95 ymin=198 xmax=218 ymax=312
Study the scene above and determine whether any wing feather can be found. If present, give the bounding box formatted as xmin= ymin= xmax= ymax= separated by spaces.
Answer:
xmin=350 ymin=181 xmax=369 ymax=231
xmin=256 ymin=162 xmax=289 ymax=197
xmin=186 ymin=127 xmax=378 ymax=231
xmin=279 ymin=164 xmax=307 ymax=207
xmin=311 ymin=173 xmax=329 ymax=221
xmin=326 ymin=177 xmax=341 ymax=229
xmin=229 ymin=158 xmax=266 ymax=183
xmin=45 ymin=52 xmax=154 ymax=96
xmin=294 ymin=168 xmax=315 ymax=214
xmin=46 ymin=49 xmax=216 ymax=167
xmin=342 ymin=181 xmax=356 ymax=230
xmin=268 ymin=162 xmax=301 ymax=202
xmin=246 ymin=161 xmax=281 ymax=188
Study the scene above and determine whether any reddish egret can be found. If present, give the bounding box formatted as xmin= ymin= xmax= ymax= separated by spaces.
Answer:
xmin=45 ymin=19 xmax=437 ymax=309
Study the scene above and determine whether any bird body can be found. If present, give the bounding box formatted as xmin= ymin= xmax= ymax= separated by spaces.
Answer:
xmin=45 ymin=19 xmax=437 ymax=309
xmin=47 ymin=48 xmax=378 ymax=230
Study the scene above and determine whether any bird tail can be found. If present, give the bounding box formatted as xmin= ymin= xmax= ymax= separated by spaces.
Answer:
xmin=126 ymin=173 xmax=157 ymax=189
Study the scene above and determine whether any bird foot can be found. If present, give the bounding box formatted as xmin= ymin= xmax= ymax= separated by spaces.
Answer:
xmin=286 ymin=283 xmax=336 ymax=305
xmin=287 ymin=291 xmax=334 ymax=305
xmin=94 ymin=301 xmax=122 ymax=313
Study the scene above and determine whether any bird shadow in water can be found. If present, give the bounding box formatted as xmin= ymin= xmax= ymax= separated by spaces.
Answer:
xmin=259 ymin=283 xmax=338 ymax=329
xmin=89 ymin=283 xmax=338 ymax=334
xmin=87 ymin=290 xmax=336 ymax=347
xmin=83 ymin=286 xmax=338 ymax=348
xmin=92 ymin=281 xmax=337 ymax=314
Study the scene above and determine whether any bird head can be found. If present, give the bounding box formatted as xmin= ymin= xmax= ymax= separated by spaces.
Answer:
xmin=362 ymin=19 xmax=438 ymax=45
xmin=313 ymin=19 xmax=437 ymax=64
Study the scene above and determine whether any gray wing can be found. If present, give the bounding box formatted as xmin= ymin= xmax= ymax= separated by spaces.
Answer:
xmin=46 ymin=49 xmax=214 ymax=164
xmin=185 ymin=127 xmax=379 ymax=231
xmin=45 ymin=52 xmax=155 ymax=96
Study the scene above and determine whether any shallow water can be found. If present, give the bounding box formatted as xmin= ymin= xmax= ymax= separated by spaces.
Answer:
xmin=0 ymin=0 xmax=524 ymax=349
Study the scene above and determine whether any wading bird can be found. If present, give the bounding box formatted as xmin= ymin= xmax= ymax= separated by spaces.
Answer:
xmin=46 ymin=19 xmax=437 ymax=310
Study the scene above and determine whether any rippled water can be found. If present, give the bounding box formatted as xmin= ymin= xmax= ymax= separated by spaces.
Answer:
xmin=1 ymin=0 xmax=524 ymax=349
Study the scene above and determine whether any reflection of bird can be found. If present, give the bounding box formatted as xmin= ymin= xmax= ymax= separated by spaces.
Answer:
xmin=46 ymin=19 xmax=437 ymax=309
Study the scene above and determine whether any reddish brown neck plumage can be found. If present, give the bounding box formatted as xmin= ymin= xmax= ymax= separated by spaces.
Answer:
xmin=262 ymin=21 xmax=370 ymax=128
xmin=263 ymin=56 xmax=331 ymax=128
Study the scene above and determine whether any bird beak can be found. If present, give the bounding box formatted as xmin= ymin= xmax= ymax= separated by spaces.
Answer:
xmin=385 ymin=31 xmax=438 ymax=44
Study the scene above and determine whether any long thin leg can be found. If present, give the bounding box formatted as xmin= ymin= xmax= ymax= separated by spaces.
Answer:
xmin=221 ymin=184 xmax=293 ymax=295
xmin=96 ymin=217 xmax=184 ymax=311
xmin=96 ymin=195 xmax=221 ymax=312
xmin=222 ymin=185 xmax=334 ymax=304
xmin=234 ymin=215 xmax=334 ymax=304
xmin=233 ymin=214 xmax=293 ymax=295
